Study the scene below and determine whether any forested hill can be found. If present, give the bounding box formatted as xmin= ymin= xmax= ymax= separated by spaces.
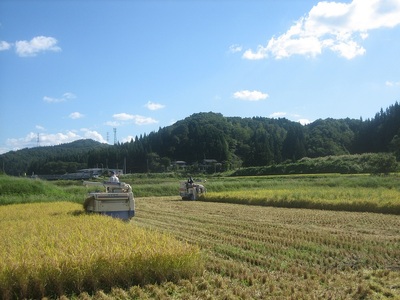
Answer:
xmin=2 ymin=102 xmax=400 ymax=175
xmin=1 ymin=139 xmax=110 ymax=176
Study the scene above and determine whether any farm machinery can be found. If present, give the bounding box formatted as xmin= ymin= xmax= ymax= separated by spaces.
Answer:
xmin=179 ymin=178 xmax=206 ymax=200
xmin=83 ymin=181 xmax=135 ymax=220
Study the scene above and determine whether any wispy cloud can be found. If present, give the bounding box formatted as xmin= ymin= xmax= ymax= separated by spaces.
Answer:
xmin=233 ymin=90 xmax=269 ymax=101
xmin=386 ymin=80 xmax=400 ymax=87
xmin=69 ymin=112 xmax=85 ymax=119
xmin=229 ymin=44 xmax=243 ymax=53
xmin=105 ymin=121 xmax=121 ymax=127
xmin=243 ymin=0 xmax=400 ymax=60
xmin=133 ymin=115 xmax=158 ymax=125
xmin=113 ymin=113 xmax=135 ymax=121
xmin=43 ymin=92 xmax=76 ymax=103
xmin=144 ymin=101 xmax=165 ymax=110
xmin=15 ymin=36 xmax=61 ymax=57
xmin=112 ymin=113 xmax=158 ymax=125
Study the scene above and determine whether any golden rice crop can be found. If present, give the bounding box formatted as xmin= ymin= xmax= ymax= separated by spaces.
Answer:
xmin=204 ymin=186 xmax=400 ymax=214
xmin=0 ymin=202 xmax=203 ymax=299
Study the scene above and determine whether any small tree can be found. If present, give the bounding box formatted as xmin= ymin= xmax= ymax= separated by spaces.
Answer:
xmin=369 ymin=153 xmax=397 ymax=175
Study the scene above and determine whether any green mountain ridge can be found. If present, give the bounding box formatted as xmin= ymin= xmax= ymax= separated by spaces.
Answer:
xmin=1 ymin=102 xmax=400 ymax=176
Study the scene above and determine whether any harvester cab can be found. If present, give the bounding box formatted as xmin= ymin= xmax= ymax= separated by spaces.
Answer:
xmin=179 ymin=178 xmax=206 ymax=200
xmin=83 ymin=181 xmax=135 ymax=220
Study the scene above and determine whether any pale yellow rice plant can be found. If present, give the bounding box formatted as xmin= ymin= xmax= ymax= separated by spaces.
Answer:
xmin=205 ymin=187 xmax=400 ymax=214
xmin=0 ymin=202 xmax=203 ymax=299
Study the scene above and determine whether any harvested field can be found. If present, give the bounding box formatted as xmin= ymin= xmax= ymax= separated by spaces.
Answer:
xmin=128 ymin=196 xmax=400 ymax=299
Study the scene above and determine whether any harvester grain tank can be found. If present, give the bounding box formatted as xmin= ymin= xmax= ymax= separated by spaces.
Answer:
xmin=83 ymin=181 xmax=135 ymax=220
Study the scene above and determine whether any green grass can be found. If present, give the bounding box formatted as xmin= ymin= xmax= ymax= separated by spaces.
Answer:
xmin=2 ymin=173 xmax=400 ymax=214
xmin=0 ymin=175 xmax=86 ymax=205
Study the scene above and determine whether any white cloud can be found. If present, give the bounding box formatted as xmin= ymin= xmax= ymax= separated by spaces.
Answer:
xmin=233 ymin=90 xmax=269 ymax=101
xmin=244 ymin=0 xmax=400 ymax=60
xmin=121 ymin=135 xmax=135 ymax=143
xmin=330 ymin=39 xmax=366 ymax=59
xmin=269 ymin=112 xmax=287 ymax=118
xmin=69 ymin=112 xmax=85 ymax=119
xmin=0 ymin=41 xmax=11 ymax=51
xmin=298 ymin=118 xmax=311 ymax=125
xmin=43 ymin=92 xmax=76 ymax=103
xmin=37 ymin=131 xmax=80 ymax=145
xmin=144 ymin=101 xmax=165 ymax=110
xmin=6 ymin=131 xmax=78 ymax=149
xmin=15 ymin=36 xmax=61 ymax=57
xmin=243 ymin=47 xmax=268 ymax=60
xmin=35 ymin=125 xmax=45 ymax=131
xmin=112 ymin=113 xmax=158 ymax=125
xmin=132 ymin=115 xmax=158 ymax=125
xmin=80 ymin=129 xmax=107 ymax=143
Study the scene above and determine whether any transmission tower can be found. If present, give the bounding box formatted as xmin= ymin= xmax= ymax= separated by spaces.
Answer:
xmin=37 ymin=133 xmax=40 ymax=147
xmin=113 ymin=128 xmax=117 ymax=145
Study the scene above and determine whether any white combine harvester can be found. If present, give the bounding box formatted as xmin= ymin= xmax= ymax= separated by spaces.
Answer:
xmin=83 ymin=181 xmax=135 ymax=220
xmin=179 ymin=178 xmax=206 ymax=200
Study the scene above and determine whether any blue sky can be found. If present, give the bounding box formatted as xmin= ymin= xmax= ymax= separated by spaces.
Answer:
xmin=1 ymin=0 xmax=400 ymax=154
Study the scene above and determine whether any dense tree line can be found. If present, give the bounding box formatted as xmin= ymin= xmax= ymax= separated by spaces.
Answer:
xmin=1 ymin=102 xmax=400 ymax=176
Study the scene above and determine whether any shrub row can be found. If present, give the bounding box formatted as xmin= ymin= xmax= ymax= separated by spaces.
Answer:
xmin=232 ymin=153 xmax=398 ymax=176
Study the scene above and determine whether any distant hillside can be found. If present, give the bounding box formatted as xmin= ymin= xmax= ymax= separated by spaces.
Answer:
xmin=0 ymin=139 xmax=110 ymax=176
xmin=1 ymin=102 xmax=400 ymax=175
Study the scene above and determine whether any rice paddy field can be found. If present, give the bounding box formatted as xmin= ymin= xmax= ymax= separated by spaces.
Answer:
xmin=0 ymin=202 xmax=202 ymax=300
xmin=1 ymin=174 xmax=400 ymax=299
xmin=130 ymin=196 xmax=400 ymax=299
